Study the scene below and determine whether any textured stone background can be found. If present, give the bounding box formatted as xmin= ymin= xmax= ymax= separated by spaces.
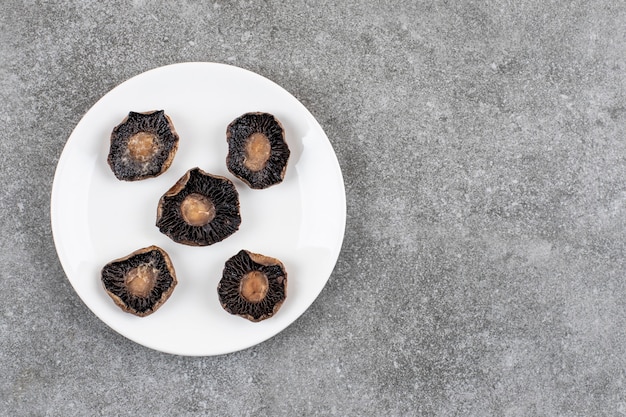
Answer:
xmin=1 ymin=1 xmax=625 ymax=415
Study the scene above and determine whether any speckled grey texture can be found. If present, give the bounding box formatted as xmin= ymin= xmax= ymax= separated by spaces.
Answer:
xmin=1 ymin=0 xmax=625 ymax=415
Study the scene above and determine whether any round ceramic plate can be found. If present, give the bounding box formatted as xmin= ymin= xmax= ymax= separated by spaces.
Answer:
xmin=50 ymin=62 xmax=346 ymax=356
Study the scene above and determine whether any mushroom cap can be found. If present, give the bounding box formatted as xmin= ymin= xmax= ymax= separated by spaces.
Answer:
xmin=107 ymin=110 xmax=179 ymax=181
xmin=101 ymin=245 xmax=177 ymax=317
xmin=226 ymin=112 xmax=290 ymax=189
xmin=217 ymin=249 xmax=287 ymax=322
xmin=156 ymin=167 xmax=241 ymax=246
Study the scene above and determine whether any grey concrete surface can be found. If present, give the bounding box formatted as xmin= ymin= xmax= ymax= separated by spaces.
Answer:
xmin=1 ymin=0 xmax=625 ymax=415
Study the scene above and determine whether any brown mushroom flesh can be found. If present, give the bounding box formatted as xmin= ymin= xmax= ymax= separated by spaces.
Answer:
xmin=226 ymin=112 xmax=290 ymax=189
xmin=217 ymin=250 xmax=287 ymax=322
xmin=156 ymin=167 xmax=241 ymax=246
xmin=107 ymin=110 xmax=179 ymax=181
xmin=101 ymin=245 xmax=177 ymax=317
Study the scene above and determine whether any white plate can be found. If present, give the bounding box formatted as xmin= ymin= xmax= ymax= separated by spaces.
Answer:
xmin=50 ymin=62 xmax=346 ymax=356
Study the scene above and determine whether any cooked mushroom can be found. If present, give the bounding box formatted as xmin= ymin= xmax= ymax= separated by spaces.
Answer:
xmin=156 ymin=167 xmax=241 ymax=246
xmin=101 ymin=246 xmax=177 ymax=317
xmin=107 ymin=110 xmax=179 ymax=181
xmin=217 ymin=250 xmax=287 ymax=322
xmin=226 ymin=112 xmax=290 ymax=189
